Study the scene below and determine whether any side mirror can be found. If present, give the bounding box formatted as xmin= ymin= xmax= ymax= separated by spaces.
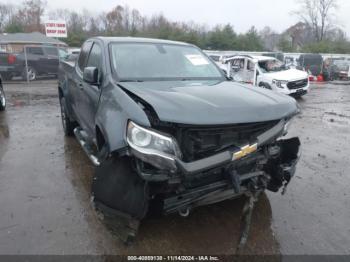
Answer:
xmin=83 ymin=67 xmax=99 ymax=85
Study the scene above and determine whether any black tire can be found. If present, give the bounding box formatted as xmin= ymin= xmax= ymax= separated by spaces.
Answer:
xmin=0 ymin=84 xmax=6 ymax=111
xmin=22 ymin=66 xmax=37 ymax=81
xmin=59 ymin=97 xmax=75 ymax=136
xmin=92 ymin=157 xmax=149 ymax=220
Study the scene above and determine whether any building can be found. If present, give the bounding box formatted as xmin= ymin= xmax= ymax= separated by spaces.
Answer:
xmin=0 ymin=32 xmax=67 ymax=53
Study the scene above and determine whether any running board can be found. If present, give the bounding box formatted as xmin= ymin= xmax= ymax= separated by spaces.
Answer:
xmin=74 ymin=127 xmax=100 ymax=166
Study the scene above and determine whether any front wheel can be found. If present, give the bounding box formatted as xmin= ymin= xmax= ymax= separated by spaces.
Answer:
xmin=0 ymin=84 xmax=6 ymax=111
xmin=92 ymin=157 xmax=149 ymax=220
xmin=59 ymin=97 xmax=76 ymax=136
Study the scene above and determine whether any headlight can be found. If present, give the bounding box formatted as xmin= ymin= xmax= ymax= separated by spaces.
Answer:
xmin=273 ymin=80 xmax=288 ymax=88
xmin=127 ymin=121 xmax=181 ymax=159
xmin=283 ymin=118 xmax=294 ymax=135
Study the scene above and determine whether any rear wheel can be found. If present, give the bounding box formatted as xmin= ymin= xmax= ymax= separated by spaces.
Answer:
xmin=0 ymin=84 xmax=6 ymax=111
xmin=22 ymin=66 xmax=37 ymax=81
xmin=59 ymin=96 xmax=75 ymax=136
xmin=92 ymin=156 xmax=149 ymax=220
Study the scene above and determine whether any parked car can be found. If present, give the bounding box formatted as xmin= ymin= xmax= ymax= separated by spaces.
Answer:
xmin=0 ymin=46 xmax=62 ymax=81
xmin=222 ymin=55 xmax=309 ymax=97
xmin=298 ymin=54 xmax=323 ymax=77
xmin=0 ymin=75 xmax=6 ymax=111
xmin=333 ymin=60 xmax=350 ymax=80
xmin=58 ymin=37 xmax=301 ymax=232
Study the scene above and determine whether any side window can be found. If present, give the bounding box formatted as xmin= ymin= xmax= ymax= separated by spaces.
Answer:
xmin=247 ymin=60 xmax=255 ymax=71
xmin=77 ymin=41 xmax=93 ymax=72
xmin=86 ymin=43 xmax=102 ymax=71
xmin=27 ymin=47 xmax=44 ymax=55
xmin=44 ymin=47 xmax=58 ymax=56
xmin=232 ymin=59 xmax=244 ymax=69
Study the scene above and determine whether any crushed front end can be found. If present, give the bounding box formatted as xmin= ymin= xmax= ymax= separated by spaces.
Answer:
xmin=127 ymin=118 xmax=301 ymax=216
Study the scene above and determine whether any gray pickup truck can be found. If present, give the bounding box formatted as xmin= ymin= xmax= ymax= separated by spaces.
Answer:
xmin=58 ymin=37 xmax=300 ymax=229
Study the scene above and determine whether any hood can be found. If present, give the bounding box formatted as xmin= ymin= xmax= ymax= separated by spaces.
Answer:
xmin=119 ymin=80 xmax=298 ymax=125
xmin=264 ymin=69 xmax=308 ymax=81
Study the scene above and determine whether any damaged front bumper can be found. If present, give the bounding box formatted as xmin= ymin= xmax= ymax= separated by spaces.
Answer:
xmin=164 ymin=137 xmax=300 ymax=215
xmin=129 ymin=120 xmax=301 ymax=215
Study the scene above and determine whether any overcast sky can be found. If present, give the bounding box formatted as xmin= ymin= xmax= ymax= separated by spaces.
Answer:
xmin=31 ymin=0 xmax=350 ymax=34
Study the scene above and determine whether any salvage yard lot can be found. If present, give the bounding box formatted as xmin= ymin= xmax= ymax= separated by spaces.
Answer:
xmin=0 ymin=80 xmax=349 ymax=255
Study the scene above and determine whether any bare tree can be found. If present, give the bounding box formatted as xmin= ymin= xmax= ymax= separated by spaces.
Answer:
xmin=294 ymin=0 xmax=337 ymax=42
xmin=0 ymin=4 xmax=11 ymax=32
xmin=17 ymin=0 xmax=47 ymax=32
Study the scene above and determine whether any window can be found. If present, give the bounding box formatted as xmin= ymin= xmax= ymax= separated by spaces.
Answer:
xmin=27 ymin=47 xmax=44 ymax=55
xmin=77 ymin=41 xmax=93 ymax=72
xmin=110 ymin=43 xmax=223 ymax=81
xmin=86 ymin=43 xmax=102 ymax=70
xmin=209 ymin=55 xmax=220 ymax=62
xmin=247 ymin=60 xmax=255 ymax=71
xmin=232 ymin=59 xmax=244 ymax=69
xmin=44 ymin=47 xmax=58 ymax=56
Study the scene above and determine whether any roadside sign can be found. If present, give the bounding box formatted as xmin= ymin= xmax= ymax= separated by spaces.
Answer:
xmin=44 ymin=20 xmax=67 ymax=38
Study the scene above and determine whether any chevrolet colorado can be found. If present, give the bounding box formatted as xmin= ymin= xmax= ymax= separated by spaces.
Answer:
xmin=58 ymin=37 xmax=300 ymax=227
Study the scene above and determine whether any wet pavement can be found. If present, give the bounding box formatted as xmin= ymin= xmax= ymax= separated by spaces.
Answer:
xmin=0 ymin=80 xmax=349 ymax=255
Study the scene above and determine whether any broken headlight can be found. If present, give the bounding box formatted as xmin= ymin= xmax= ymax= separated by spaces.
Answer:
xmin=127 ymin=121 xmax=182 ymax=159
xmin=283 ymin=118 xmax=294 ymax=135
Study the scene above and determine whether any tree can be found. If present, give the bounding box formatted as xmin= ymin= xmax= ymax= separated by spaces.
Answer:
xmin=0 ymin=4 xmax=11 ymax=32
xmin=237 ymin=26 xmax=264 ymax=51
xmin=294 ymin=0 xmax=338 ymax=42
xmin=259 ymin=26 xmax=281 ymax=51
xmin=278 ymin=37 xmax=295 ymax=52
xmin=17 ymin=0 xmax=47 ymax=32
xmin=206 ymin=24 xmax=237 ymax=50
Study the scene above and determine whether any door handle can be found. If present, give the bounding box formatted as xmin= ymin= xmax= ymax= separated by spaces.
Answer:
xmin=78 ymin=82 xmax=83 ymax=89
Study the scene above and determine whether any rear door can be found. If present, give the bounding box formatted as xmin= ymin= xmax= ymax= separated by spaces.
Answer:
xmin=43 ymin=47 xmax=59 ymax=74
xmin=26 ymin=47 xmax=45 ymax=73
xmin=77 ymin=42 xmax=104 ymax=137
xmin=69 ymin=41 xmax=93 ymax=124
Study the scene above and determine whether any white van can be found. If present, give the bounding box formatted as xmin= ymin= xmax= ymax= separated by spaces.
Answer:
xmin=222 ymin=55 xmax=309 ymax=97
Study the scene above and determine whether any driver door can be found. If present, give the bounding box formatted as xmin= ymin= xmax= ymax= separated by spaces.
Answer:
xmin=77 ymin=42 xmax=103 ymax=137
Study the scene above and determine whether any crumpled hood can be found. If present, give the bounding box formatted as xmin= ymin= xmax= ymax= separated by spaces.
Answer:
xmin=264 ymin=69 xmax=308 ymax=81
xmin=119 ymin=80 xmax=298 ymax=125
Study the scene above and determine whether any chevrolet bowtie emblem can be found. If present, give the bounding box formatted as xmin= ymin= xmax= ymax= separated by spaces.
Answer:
xmin=232 ymin=143 xmax=258 ymax=161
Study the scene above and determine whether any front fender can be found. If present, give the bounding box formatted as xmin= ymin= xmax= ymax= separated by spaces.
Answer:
xmin=95 ymin=81 xmax=151 ymax=153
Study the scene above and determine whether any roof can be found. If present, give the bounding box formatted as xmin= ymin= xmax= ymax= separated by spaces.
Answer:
xmin=95 ymin=36 xmax=191 ymax=46
xmin=225 ymin=55 xmax=276 ymax=63
xmin=0 ymin=32 xmax=67 ymax=46
xmin=248 ymin=55 xmax=276 ymax=61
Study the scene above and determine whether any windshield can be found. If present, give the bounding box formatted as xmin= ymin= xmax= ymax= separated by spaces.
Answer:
xmin=110 ymin=43 xmax=223 ymax=81
xmin=334 ymin=61 xmax=350 ymax=71
xmin=258 ymin=59 xmax=286 ymax=73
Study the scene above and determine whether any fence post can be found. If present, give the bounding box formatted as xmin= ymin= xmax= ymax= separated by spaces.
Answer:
xmin=24 ymin=46 xmax=29 ymax=84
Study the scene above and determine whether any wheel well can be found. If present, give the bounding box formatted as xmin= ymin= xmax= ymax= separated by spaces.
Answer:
xmin=58 ymin=87 xmax=63 ymax=98
xmin=96 ymin=126 xmax=106 ymax=151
